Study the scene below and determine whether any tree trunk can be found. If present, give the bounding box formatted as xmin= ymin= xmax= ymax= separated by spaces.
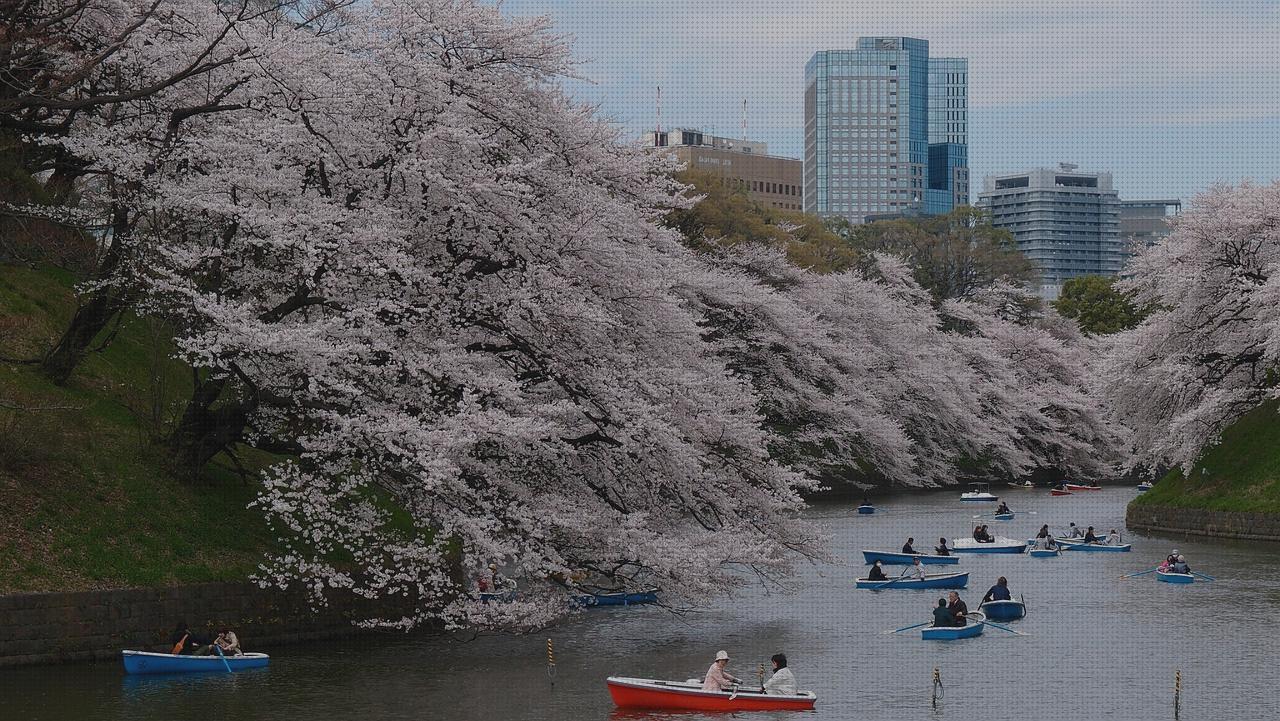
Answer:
xmin=167 ymin=375 xmax=256 ymax=475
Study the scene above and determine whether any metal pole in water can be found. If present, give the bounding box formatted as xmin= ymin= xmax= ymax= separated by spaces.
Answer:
xmin=547 ymin=638 xmax=556 ymax=686
xmin=932 ymin=667 xmax=943 ymax=708
xmin=1174 ymin=669 xmax=1181 ymax=718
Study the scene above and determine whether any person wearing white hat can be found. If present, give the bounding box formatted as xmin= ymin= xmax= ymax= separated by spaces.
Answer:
xmin=701 ymin=650 xmax=741 ymax=692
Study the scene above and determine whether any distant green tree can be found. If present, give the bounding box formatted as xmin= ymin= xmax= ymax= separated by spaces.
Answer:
xmin=1053 ymin=275 xmax=1148 ymax=334
xmin=828 ymin=206 xmax=1036 ymax=302
xmin=667 ymin=170 xmax=857 ymax=273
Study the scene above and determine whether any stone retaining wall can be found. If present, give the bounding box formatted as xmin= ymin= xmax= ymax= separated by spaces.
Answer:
xmin=1126 ymin=503 xmax=1280 ymax=541
xmin=0 ymin=582 xmax=417 ymax=668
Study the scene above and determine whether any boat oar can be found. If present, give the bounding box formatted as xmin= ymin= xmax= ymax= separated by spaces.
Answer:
xmin=213 ymin=644 xmax=233 ymax=673
xmin=1190 ymin=571 xmax=1216 ymax=582
xmin=871 ymin=571 xmax=912 ymax=590
xmin=1119 ymin=568 xmax=1159 ymax=579
xmin=884 ymin=621 xmax=931 ymax=635
xmin=975 ymin=618 xmax=1027 ymax=636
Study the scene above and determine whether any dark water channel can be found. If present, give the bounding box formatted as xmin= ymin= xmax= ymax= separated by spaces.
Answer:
xmin=4 ymin=488 xmax=1279 ymax=720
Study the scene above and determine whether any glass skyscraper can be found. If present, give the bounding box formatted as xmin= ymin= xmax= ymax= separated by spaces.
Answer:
xmin=804 ymin=37 xmax=968 ymax=223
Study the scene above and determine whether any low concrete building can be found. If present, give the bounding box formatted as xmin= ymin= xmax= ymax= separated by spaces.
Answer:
xmin=645 ymin=128 xmax=803 ymax=212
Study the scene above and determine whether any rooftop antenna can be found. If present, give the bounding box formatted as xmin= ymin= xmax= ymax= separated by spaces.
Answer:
xmin=655 ymin=85 xmax=661 ymax=142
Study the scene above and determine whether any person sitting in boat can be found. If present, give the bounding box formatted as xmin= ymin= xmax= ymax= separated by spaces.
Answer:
xmin=1104 ymin=529 xmax=1122 ymax=545
xmin=702 ymin=650 xmax=741 ymax=692
xmin=1067 ymin=523 xmax=1083 ymax=539
xmin=935 ymin=537 xmax=951 ymax=556
xmin=1170 ymin=555 xmax=1191 ymax=574
xmin=932 ymin=598 xmax=958 ymax=627
xmin=981 ymin=576 xmax=1012 ymax=604
xmin=169 ymin=621 xmax=195 ymax=655
xmin=905 ymin=557 xmax=926 ymax=580
xmin=973 ymin=525 xmax=994 ymax=543
xmin=1083 ymin=526 xmax=1100 ymax=543
xmin=762 ymin=653 xmax=797 ymax=695
xmin=194 ymin=627 xmax=242 ymax=656
xmin=868 ymin=560 xmax=888 ymax=581
xmin=1034 ymin=525 xmax=1056 ymax=550
xmin=995 ymin=501 xmax=1011 ymax=515
xmin=946 ymin=591 xmax=969 ymax=624
xmin=902 ymin=537 xmax=918 ymax=554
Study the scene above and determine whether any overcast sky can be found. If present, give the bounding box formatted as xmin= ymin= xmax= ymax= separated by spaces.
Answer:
xmin=500 ymin=0 xmax=1280 ymax=202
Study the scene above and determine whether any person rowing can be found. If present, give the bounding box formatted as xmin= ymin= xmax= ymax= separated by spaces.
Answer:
xmin=1067 ymin=522 xmax=1083 ymax=539
xmin=902 ymin=537 xmax=918 ymax=554
xmin=1158 ymin=549 xmax=1180 ymax=572
xmin=1170 ymin=555 xmax=1191 ymax=574
xmin=981 ymin=576 xmax=1012 ymax=604
xmin=702 ymin=650 xmax=741 ymax=691
xmin=1104 ymin=528 xmax=1122 ymax=545
xmin=867 ymin=560 xmax=888 ymax=581
xmin=905 ymin=557 xmax=926 ymax=580
xmin=973 ymin=524 xmax=994 ymax=543
xmin=1083 ymin=526 xmax=1100 ymax=543
xmin=1033 ymin=524 xmax=1057 ymax=550
xmin=995 ymin=500 xmax=1011 ymax=515
xmin=935 ymin=537 xmax=951 ymax=556
xmin=762 ymin=653 xmax=797 ymax=695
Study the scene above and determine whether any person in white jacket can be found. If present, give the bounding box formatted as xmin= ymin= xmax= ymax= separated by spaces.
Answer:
xmin=702 ymin=650 xmax=740 ymax=691
xmin=763 ymin=653 xmax=797 ymax=695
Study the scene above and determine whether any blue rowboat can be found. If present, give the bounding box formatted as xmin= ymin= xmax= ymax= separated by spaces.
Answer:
xmin=573 ymin=589 xmax=659 ymax=606
xmin=1156 ymin=571 xmax=1194 ymax=584
xmin=857 ymin=505 xmax=876 ymax=514
xmin=1137 ymin=482 xmax=1153 ymax=492
xmin=121 ymin=650 xmax=269 ymax=675
xmin=1058 ymin=539 xmax=1131 ymax=552
xmin=862 ymin=550 xmax=959 ymax=566
xmin=992 ymin=513 xmax=1014 ymax=521
xmin=1028 ymin=547 xmax=1060 ymax=558
xmin=854 ymin=572 xmax=968 ymax=590
xmin=950 ymin=538 xmax=1026 ymax=554
xmin=978 ymin=599 xmax=1026 ymax=621
xmin=921 ymin=619 xmax=983 ymax=640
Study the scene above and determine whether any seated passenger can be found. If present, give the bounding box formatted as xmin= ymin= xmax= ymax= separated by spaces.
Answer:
xmin=1171 ymin=555 xmax=1191 ymax=574
xmin=995 ymin=501 xmax=1011 ymax=515
xmin=702 ymin=650 xmax=740 ymax=691
xmin=1083 ymin=526 xmax=1100 ymax=543
xmin=868 ymin=560 xmax=888 ymax=581
xmin=902 ymin=537 xmax=918 ymax=555
xmin=905 ymin=557 xmax=926 ymax=580
xmin=762 ymin=654 xmax=797 ymax=696
xmin=1104 ymin=529 xmax=1122 ymax=545
xmin=946 ymin=591 xmax=969 ymax=624
xmin=932 ymin=598 xmax=956 ymax=627
xmin=935 ymin=537 xmax=951 ymax=556
xmin=1067 ymin=523 xmax=1083 ymax=538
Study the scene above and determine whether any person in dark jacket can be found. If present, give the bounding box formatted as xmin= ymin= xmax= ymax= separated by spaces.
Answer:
xmin=1083 ymin=526 xmax=1100 ymax=543
xmin=946 ymin=591 xmax=969 ymax=623
xmin=902 ymin=537 xmax=918 ymax=554
xmin=995 ymin=501 xmax=1011 ymax=515
xmin=932 ymin=598 xmax=957 ymax=627
xmin=981 ymin=577 xmax=1012 ymax=604
xmin=868 ymin=560 xmax=888 ymax=581
xmin=935 ymin=537 xmax=951 ymax=556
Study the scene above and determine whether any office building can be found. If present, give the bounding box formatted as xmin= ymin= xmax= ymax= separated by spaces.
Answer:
xmin=1119 ymin=199 xmax=1181 ymax=248
xmin=647 ymin=128 xmax=803 ymax=211
xmin=804 ymin=37 xmax=967 ymax=223
xmin=977 ymin=164 xmax=1123 ymax=300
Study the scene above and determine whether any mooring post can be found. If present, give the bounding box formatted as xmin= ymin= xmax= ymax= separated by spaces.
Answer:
xmin=547 ymin=638 xmax=556 ymax=685
xmin=1174 ymin=668 xmax=1181 ymax=717
xmin=932 ymin=667 xmax=943 ymax=708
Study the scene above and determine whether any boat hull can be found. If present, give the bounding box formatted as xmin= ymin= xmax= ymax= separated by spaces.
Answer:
xmin=1137 ymin=483 xmax=1152 ymax=493
xmin=1028 ymin=548 xmax=1060 ymax=558
xmin=1050 ymin=489 xmax=1073 ymax=496
xmin=574 ymin=589 xmax=659 ymax=606
xmin=961 ymin=493 xmax=998 ymax=502
xmin=1064 ymin=484 xmax=1102 ymax=492
xmin=921 ymin=621 xmax=984 ymax=640
xmin=1058 ymin=539 xmax=1131 ymax=552
xmin=993 ymin=513 xmax=1014 ymax=521
xmin=857 ymin=505 xmax=876 ymax=514
xmin=1157 ymin=571 xmax=1194 ymax=584
xmin=978 ymin=599 xmax=1026 ymax=621
xmin=855 ymin=572 xmax=968 ymax=590
xmin=951 ymin=538 xmax=1026 ymax=554
xmin=862 ymin=550 xmax=959 ymax=566
xmin=121 ymin=650 xmax=269 ymax=675
xmin=606 ymin=677 xmax=816 ymax=711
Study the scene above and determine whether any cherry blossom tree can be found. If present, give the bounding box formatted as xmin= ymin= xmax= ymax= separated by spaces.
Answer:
xmin=1105 ymin=182 xmax=1280 ymax=470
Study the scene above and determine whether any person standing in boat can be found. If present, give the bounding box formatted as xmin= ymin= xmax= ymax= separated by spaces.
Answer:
xmin=901 ymin=537 xmax=918 ymax=554
xmin=868 ymin=560 xmax=889 ymax=581
xmin=931 ymin=598 xmax=957 ymax=627
xmin=981 ymin=577 xmax=1012 ymax=604
xmin=702 ymin=650 xmax=741 ymax=692
xmin=935 ymin=537 xmax=951 ymax=556
xmin=762 ymin=654 xmax=797 ymax=695
xmin=946 ymin=591 xmax=969 ymax=624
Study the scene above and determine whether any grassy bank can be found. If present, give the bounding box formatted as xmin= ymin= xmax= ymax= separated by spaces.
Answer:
xmin=0 ymin=264 xmax=277 ymax=594
xmin=1132 ymin=400 xmax=1280 ymax=515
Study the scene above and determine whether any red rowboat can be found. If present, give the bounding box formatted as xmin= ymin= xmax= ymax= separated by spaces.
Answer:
xmin=1050 ymin=489 xmax=1073 ymax=496
xmin=606 ymin=676 xmax=817 ymax=711
xmin=1064 ymin=483 xmax=1102 ymax=491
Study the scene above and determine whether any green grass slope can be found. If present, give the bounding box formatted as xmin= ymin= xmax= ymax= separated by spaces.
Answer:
xmin=1132 ymin=400 xmax=1280 ymax=514
xmin=0 ymin=264 xmax=277 ymax=594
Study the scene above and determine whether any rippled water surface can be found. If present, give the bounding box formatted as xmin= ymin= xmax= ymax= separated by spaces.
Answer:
xmin=5 ymin=488 xmax=1279 ymax=720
